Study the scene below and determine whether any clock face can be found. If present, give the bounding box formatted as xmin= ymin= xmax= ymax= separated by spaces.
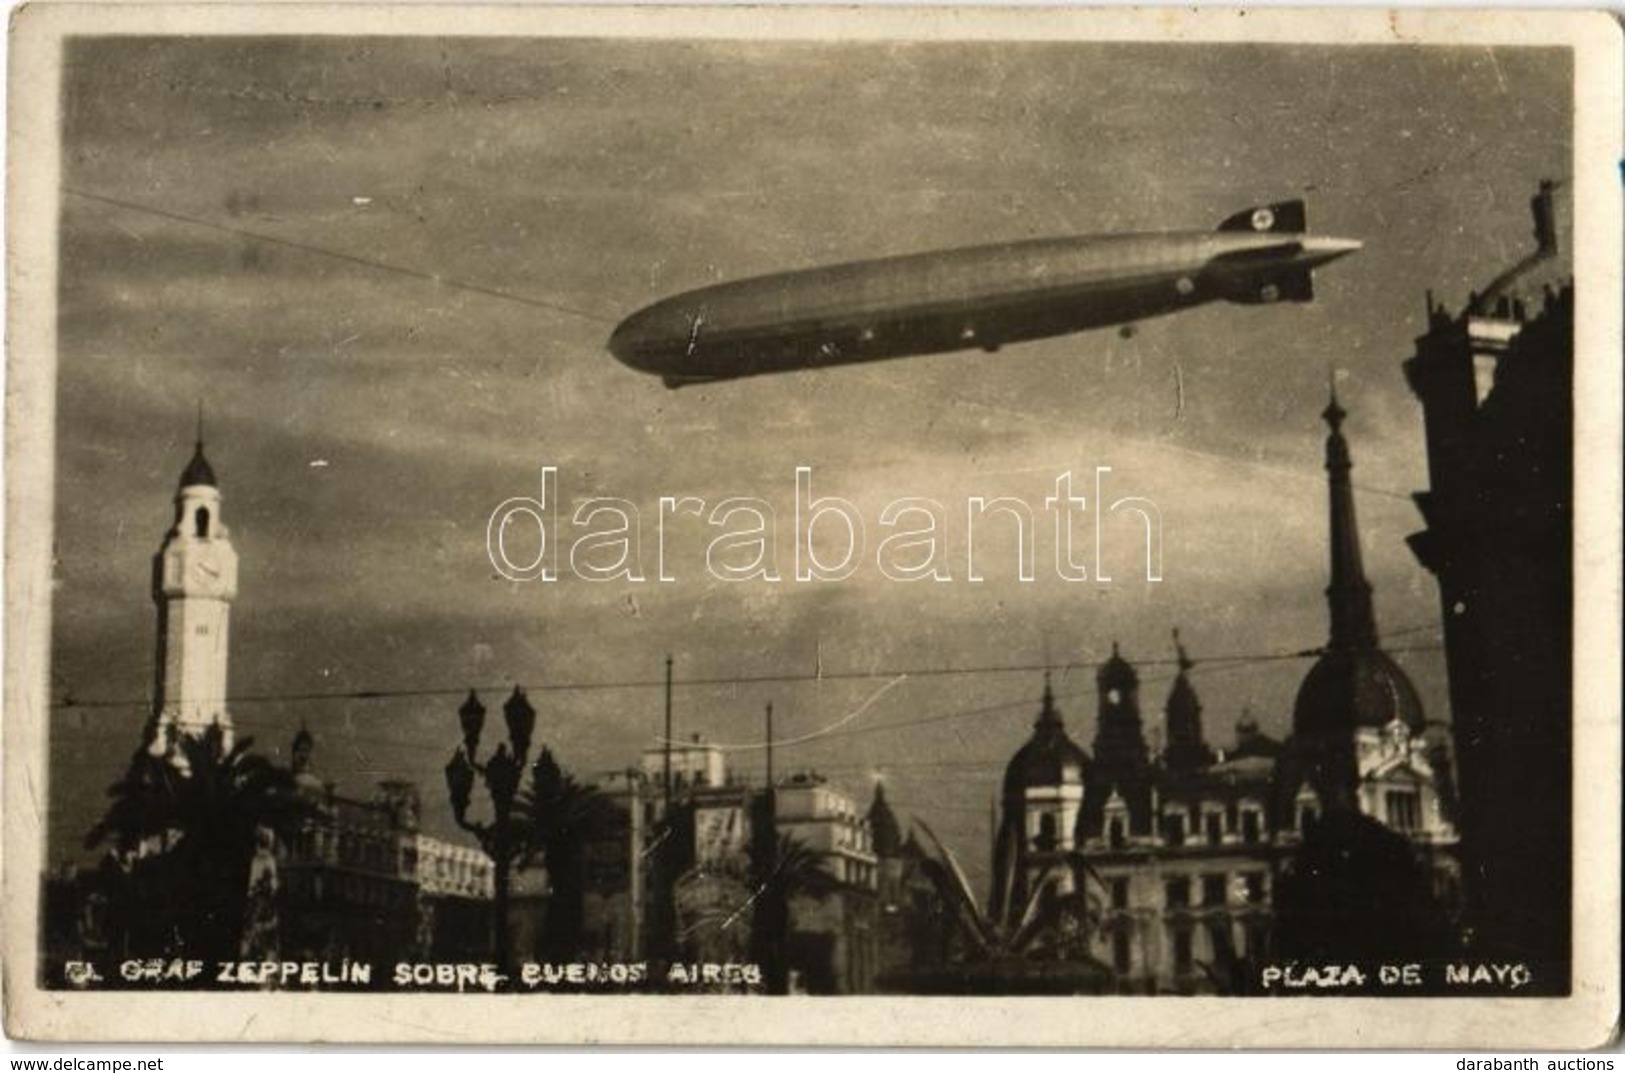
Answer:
xmin=189 ymin=552 xmax=223 ymax=585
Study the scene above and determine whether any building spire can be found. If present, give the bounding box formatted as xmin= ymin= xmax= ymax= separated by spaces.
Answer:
xmin=1322 ymin=382 xmax=1378 ymax=650
xmin=1163 ymin=628 xmax=1212 ymax=771
xmin=1094 ymin=643 xmax=1148 ymax=774
xmin=1035 ymin=669 xmax=1062 ymax=731
xmin=179 ymin=406 xmax=218 ymax=490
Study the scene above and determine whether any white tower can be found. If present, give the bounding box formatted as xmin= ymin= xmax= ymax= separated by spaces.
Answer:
xmin=150 ymin=434 xmax=238 ymax=753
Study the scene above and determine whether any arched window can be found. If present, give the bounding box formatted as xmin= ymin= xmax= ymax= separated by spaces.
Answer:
xmin=194 ymin=507 xmax=210 ymax=537
xmin=1108 ymin=816 xmax=1127 ymax=849
xmin=1035 ymin=811 xmax=1058 ymax=851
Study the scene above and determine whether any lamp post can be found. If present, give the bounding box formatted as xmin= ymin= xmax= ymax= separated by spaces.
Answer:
xmin=444 ymin=686 xmax=536 ymax=976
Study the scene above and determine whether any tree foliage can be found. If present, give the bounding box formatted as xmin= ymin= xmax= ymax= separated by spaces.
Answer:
xmin=87 ymin=726 xmax=312 ymax=961
xmin=514 ymin=749 xmax=621 ymax=961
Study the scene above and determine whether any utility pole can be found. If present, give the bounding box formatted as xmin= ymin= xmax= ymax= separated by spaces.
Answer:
xmin=662 ymin=654 xmax=674 ymax=812
xmin=765 ymin=701 xmax=774 ymax=794
xmin=761 ymin=700 xmax=782 ymax=994
xmin=627 ymin=767 xmax=643 ymax=960
xmin=648 ymin=656 xmax=677 ymax=964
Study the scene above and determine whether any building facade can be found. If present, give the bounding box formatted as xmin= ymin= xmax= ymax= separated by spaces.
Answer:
xmin=1405 ymin=181 xmax=1572 ymax=988
xmin=600 ymin=738 xmax=884 ymax=991
xmin=280 ymin=728 xmax=495 ymax=966
xmin=988 ymin=394 xmax=1461 ymax=994
xmin=773 ymin=773 xmax=880 ymax=993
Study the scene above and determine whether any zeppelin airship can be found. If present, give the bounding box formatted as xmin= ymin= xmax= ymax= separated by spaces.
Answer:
xmin=608 ymin=200 xmax=1361 ymax=388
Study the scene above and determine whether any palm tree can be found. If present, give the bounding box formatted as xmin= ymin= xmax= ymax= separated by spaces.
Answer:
xmin=514 ymin=748 xmax=620 ymax=962
xmin=898 ymin=820 xmax=1112 ymax=994
xmin=87 ymin=725 xmax=311 ymax=962
xmin=745 ymin=793 xmax=841 ymax=994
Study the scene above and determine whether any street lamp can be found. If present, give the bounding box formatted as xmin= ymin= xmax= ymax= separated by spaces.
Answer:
xmin=445 ymin=686 xmax=536 ymax=975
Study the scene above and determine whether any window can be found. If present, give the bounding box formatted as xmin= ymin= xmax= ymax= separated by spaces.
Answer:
xmin=1171 ymin=926 xmax=1193 ymax=974
xmin=1207 ymin=920 xmax=1233 ymax=958
xmin=1110 ymin=877 xmax=1130 ymax=910
xmin=195 ymin=507 xmax=210 ymax=537
xmin=1298 ymin=804 xmax=1320 ymax=834
xmin=1036 ymin=811 xmax=1058 ymax=851
xmin=1108 ymin=816 xmax=1127 ymax=849
xmin=1165 ymin=877 xmax=1190 ymax=908
xmin=1204 ymin=812 xmax=1223 ymax=845
xmin=1163 ymin=811 xmax=1186 ymax=847
xmin=1112 ymin=930 xmax=1132 ymax=975
xmin=1241 ymin=809 xmax=1261 ymax=844
xmin=1202 ymin=874 xmax=1227 ymax=907
xmin=1385 ymin=789 xmax=1421 ymax=832
xmin=1243 ymin=872 xmax=1265 ymax=903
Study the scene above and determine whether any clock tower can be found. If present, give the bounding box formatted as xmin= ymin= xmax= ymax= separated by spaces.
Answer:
xmin=150 ymin=435 xmax=239 ymax=752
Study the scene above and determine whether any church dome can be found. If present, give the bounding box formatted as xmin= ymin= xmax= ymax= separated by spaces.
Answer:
xmin=179 ymin=441 xmax=217 ymax=489
xmin=1292 ymin=646 xmax=1426 ymax=739
xmin=1003 ymin=675 xmax=1090 ymax=796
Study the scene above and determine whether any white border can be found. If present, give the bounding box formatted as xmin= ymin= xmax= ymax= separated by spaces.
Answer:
xmin=5 ymin=5 xmax=1620 ymax=1047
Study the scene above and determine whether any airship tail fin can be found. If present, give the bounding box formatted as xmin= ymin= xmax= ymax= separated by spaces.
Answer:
xmin=1217 ymin=199 xmax=1307 ymax=235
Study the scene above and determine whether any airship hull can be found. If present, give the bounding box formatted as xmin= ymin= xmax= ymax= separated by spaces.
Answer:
xmin=608 ymin=203 xmax=1360 ymax=387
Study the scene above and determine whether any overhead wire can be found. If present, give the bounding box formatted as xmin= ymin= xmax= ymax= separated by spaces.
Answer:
xmin=50 ymin=630 xmax=1442 ymax=715
xmin=54 ymin=189 xmax=1453 ymax=788
xmin=62 ymin=187 xmax=621 ymax=327
xmin=55 ymin=639 xmax=1444 ymax=768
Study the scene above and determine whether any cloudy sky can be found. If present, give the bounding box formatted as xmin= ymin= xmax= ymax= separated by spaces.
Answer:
xmin=48 ymin=35 xmax=1570 ymax=884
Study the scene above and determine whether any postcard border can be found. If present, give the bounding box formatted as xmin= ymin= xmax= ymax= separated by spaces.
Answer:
xmin=5 ymin=3 xmax=1621 ymax=1047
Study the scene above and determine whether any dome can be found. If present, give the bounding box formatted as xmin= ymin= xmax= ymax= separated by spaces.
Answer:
xmin=1003 ymin=676 xmax=1090 ymax=796
xmin=1096 ymin=641 xmax=1137 ymax=691
xmin=1292 ymin=646 xmax=1426 ymax=739
xmin=179 ymin=442 xmax=217 ymax=489
xmin=1231 ymin=712 xmax=1284 ymax=759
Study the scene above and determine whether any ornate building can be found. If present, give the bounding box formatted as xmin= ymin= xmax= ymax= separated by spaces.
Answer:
xmin=279 ymin=727 xmax=494 ymax=967
xmin=987 ymin=394 xmax=1461 ymax=994
xmin=1267 ymin=391 xmax=1462 ymax=974
xmin=1405 ymin=180 xmax=1572 ymax=989
xmin=1274 ymin=388 xmax=1459 ymax=860
xmin=1070 ymin=647 xmax=1282 ymax=994
xmin=990 ymin=672 xmax=1090 ymax=927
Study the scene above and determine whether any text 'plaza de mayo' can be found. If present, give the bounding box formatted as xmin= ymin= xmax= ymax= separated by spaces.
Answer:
xmin=44 ymin=184 xmax=1572 ymax=995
